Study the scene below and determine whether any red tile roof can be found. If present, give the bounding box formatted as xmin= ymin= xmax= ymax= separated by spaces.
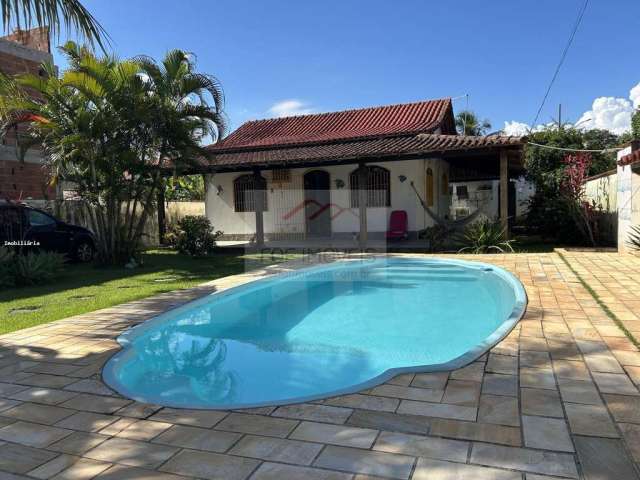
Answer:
xmin=211 ymin=98 xmax=455 ymax=150
xmin=619 ymin=150 xmax=640 ymax=167
xmin=199 ymin=133 xmax=524 ymax=170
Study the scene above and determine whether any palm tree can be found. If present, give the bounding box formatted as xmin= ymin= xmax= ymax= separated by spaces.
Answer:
xmin=1 ymin=0 xmax=107 ymax=49
xmin=455 ymin=110 xmax=492 ymax=136
xmin=134 ymin=50 xmax=228 ymax=147
xmin=0 ymin=42 xmax=227 ymax=264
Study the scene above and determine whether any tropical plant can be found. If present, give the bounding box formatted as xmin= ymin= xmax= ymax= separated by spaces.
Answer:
xmin=628 ymin=225 xmax=640 ymax=252
xmin=171 ymin=215 xmax=222 ymax=257
xmin=11 ymin=250 xmax=65 ymax=285
xmin=455 ymin=110 xmax=491 ymax=136
xmin=560 ymin=153 xmax=597 ymax=246
xmin=0 ymin=246 xmax=14 ymax=287
xmin=524 ymin=126 xmax=620 ymax=244
xmin=418 ymin=224 xmax=452 ymax=252
xmin=165 ymin=175 xmax=205 ymax=201
xmin=1 ymin=0 xmax=107 ymax=49
xmin=457 ymin=218 xmax=515 ymax=254
xmin=0 ymin=42 xmax=227 ymax=265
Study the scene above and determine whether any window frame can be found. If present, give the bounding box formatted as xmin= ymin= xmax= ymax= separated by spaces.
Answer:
xmin=349 ymin=166 xmax=391 ymax=208
xmin=233 ymin=174 xmax=268 ymax=213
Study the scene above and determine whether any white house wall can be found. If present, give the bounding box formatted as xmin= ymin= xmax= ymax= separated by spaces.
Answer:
xmin=205 ymin=158 xmax=450 ymax=239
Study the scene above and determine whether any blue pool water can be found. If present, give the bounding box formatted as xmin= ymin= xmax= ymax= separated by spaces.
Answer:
xmin=103 ymin=257 xmax=526 ymax=409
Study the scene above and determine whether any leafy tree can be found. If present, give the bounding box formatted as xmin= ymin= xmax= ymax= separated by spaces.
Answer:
xmin=1 ymin=0 xmax=107 ymax=50
xmin=165 ymin=175 xmax=205 ymax=201
xmin=524 ymin=126 xmax=619 ymax=244
xmin=632 ymin=109 xmax=640 ymax=140
xmin=455 ymin=110 xmax=491 ymax=136
xmin=0 ymin=42 xmax=226 ymax=264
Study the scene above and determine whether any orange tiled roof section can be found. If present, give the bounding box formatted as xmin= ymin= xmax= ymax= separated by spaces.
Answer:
xmin=210 ymin=98 xmax=455 ymax=150
xmin=619 ymin=149 xmax=640 ymax=167
xmin=203 ymin=133 xmax=524 ymax=169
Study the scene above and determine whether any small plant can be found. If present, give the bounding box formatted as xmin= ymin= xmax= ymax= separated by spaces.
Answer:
xmin=457 ymin=218 xmax=515 ymax=254
xmin=172 ymin=215 xmax=222 ymax=257
xmin=11 ymin=251 xmax=66 ymax=286
xmin=0 ymin=246 xmax=15 ymax=287
xmin=419 ymin=224 xmax=453 ymax=252
xmin=628 ymin=225 xmax=640 ymax=252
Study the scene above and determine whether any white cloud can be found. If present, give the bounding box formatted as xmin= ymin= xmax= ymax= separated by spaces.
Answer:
xmin=502 ymin=121 xmax=548 ymax=136
xmin=503 ymin=121 xmax=532 ymax=136
xmin=267 ymin=99 xmax=316 ymax=118
xmin=503 ymin=81 xmax=640 ymax=136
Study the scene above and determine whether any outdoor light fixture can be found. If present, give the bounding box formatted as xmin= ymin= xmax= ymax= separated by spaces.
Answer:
xmin=398 ymin=175 xmax=407 ymax=183
xmin=335 ymin=179 xmax=345 ymax=189
xmin=216 ymin=185 xmax=223 ymax=196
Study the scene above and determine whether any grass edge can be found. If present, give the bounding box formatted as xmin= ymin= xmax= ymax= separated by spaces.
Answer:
xmin=556 ymin=250 xmax=640 ymax=349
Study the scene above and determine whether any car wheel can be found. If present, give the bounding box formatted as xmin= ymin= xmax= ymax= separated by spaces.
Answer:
xmin=75 ymin=241 xmax=95 ymax=262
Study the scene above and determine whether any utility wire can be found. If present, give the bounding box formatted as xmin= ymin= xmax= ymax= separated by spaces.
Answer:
xmin=527 ymin=141 xmax=618 ymax=153
xmin=531 ymin=0 xmax=589 ymax=128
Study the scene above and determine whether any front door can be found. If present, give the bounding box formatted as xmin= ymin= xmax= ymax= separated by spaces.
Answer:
xmin=303 ymin=170 xmax=331 ymax=237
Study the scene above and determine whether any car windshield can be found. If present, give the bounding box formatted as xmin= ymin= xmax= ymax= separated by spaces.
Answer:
xmin=28 ymin=210 xmax=56 ymax=227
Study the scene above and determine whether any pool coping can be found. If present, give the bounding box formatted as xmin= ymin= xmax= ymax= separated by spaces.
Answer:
xmin=102 ymin=256 xmax=528 ymax=410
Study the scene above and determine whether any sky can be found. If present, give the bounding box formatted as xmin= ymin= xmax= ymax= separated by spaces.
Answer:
xmin=54 ymin=0 xmax=640 ymax=136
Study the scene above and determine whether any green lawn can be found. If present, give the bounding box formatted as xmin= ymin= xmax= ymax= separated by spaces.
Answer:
xmin=1 ymin=250 xmax=298 ymax=335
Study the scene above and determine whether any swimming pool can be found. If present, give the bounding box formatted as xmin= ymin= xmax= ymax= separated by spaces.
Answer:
xmin=103 ymin=257 xmax=526 ymax=409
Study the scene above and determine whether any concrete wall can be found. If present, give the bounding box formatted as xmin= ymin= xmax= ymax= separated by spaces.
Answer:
xmin=617 ymin=146 xmax=640 ymax=253
xmin=205 ymin=158 xmax=451 ymax=240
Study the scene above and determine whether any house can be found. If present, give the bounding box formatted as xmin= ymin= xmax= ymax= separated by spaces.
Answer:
xmin=617 ymin=141 xmax=640 ymax=252
xmin=181 ymin=98 xmax=525 ymax=248
xmin=0 ymin=27 xmax=55 ymax=203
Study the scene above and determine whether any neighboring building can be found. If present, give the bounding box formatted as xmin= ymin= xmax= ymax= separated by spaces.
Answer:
xmin=187 ymin=98 xmax=525 ymax=247
xmin=0 ymin=27 xmax=54 ymax=202
xmin=617 ymin=141 xmax=640 ymax=253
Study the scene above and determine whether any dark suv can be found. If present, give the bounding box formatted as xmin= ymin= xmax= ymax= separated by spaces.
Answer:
xmin=0 ymin=203 xmax=96 ymax=262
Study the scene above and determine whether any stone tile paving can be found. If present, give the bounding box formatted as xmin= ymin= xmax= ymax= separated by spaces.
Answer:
xmin=0 ymin=252 xmax=640 ymax=478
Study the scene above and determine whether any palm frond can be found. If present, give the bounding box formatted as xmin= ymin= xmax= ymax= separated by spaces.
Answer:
xmin=2 ymin=0 xmax=109 ymax=51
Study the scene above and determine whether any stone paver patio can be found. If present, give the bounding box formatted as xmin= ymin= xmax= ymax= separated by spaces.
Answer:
xmin=1 ymin=252 xmax=640 ymax=479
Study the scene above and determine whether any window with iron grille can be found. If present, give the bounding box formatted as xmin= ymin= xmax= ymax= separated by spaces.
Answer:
xmin=272 ymin=169 xmax=291 ymax=183
xmin=233 ymin=174 xmax=267 ymax=212
xmin=349 ymin=166 xmax=391 ymax=208
xmin=456 ymin=185 xmax=469 ymax=199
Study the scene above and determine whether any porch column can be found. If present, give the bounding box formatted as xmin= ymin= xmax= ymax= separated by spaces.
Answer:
xmin=157 ymin=180 xmax=166 ymax=245
xmin=253 ymin=168 xmax=265 ymax=247
xmin=499 ymin=150 xmax=509 ymax=238
xmin=358 ymin=162 xmax=368 ymax=249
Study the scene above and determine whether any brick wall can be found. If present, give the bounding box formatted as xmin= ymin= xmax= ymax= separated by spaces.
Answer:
xmin=2 ymin=27 xmax=50 ymax=53
xmin=0 ymin=27 xmax=53 ymax=200
xmin=0 ymin=159 xmax=54 ymax=200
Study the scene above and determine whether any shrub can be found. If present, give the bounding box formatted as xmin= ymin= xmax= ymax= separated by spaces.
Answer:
xmin=0 ymin=246 xmax=15 ymax=287
xmin=419 ymin=224 xmax=453 ymax=252
xmin=628 ymin=225 xmax=640 ymax=252
xmin=457 ymin=218 xmax=515 ymax=254
xmin=172 ymin=215 xmax=222 ymax=257
xmin=11 ymin=251 xmax=66 ymax=286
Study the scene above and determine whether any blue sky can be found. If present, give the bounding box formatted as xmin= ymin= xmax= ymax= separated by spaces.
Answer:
xmin=56 ymin=0 xmax=640 ymax=135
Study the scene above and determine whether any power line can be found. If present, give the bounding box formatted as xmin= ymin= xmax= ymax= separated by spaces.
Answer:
xmin=531 ymin=0 xmax=589 ymax=127
xmin=527 ymin=141 xmax=618 ymax=153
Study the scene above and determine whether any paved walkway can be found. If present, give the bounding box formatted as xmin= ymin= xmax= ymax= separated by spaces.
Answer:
xmin=1 ymin=252 xmax=640 ymax=479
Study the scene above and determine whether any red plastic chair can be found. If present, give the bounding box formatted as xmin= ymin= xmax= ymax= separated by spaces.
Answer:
xmin=386 ymin=210 xmax=409 ymax=240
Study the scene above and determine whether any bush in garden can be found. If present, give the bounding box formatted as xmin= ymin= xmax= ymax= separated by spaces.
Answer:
xmin=11 ymin=251 xmax=66 ymax=286
xmin=0 ymin=246 xmax=15 ymax=287
xmin=457 ymin=218 xmax=515 ymax=254
xmin=173 ymin=215 xmax=222 ymax=257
